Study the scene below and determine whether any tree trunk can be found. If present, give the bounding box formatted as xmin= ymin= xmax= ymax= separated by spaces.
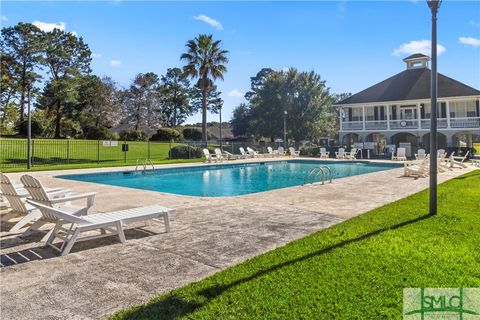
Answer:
xmin=54 ymin=102 xmax=62 ymax=138
xmin=201 ymin=90 xmax=208 ymax=145
xmin=19 ymin=65 xmax=26 ymax=122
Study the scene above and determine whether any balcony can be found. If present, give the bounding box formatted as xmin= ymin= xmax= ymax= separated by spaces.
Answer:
xmin=340 ymin=117 xmax=480 ymax=131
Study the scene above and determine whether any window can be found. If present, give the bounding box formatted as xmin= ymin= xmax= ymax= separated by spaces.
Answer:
xmin=352 ymin=108 xmax=363 ymax=121
xmin=450 ymin=101 xmax=476 ymax=118
xmin=422 ymin=102 xmax=446 ymax=119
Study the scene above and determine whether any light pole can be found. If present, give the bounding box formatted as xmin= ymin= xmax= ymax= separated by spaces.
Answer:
xmin=283 ymin=110 xmax=288 ymax=148
xmin=219 ymin=105 xmax=223 ymax=151
xmin=26 ymin=80 xmax=33 ymax=170
xmin=427 ymin=0 xmax=441 ymax=216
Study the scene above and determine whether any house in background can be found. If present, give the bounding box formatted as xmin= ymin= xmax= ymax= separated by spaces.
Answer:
xmin=334 ymin=54 xmax=480 ymax=156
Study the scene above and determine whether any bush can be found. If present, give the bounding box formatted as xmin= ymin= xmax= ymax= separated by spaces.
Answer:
xmin=445 ymin=147 xmax=476 ymax=159
xmin=150 ymin=128 xmax=181 ymax=141
xmin=182 ymin=127 xmax=203 ymax=141
xmin=15 ymin=119 xmax=44 ymax=137
xmin=169 ymin=145 xmax=203 ymax=159
xmin=82 ymin=124 xmax=118 ymax=140
xmin=299 ymin=146 xmax=321 ymax=157
xmin=119 ymin=130 xmax=149 ymax=141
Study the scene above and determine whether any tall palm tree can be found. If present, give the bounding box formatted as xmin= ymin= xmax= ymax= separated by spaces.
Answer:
xmin=181 ymin=34 xmax=228 ymax=144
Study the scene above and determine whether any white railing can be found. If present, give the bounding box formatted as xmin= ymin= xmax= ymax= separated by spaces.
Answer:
xmin=420 ymin=118 xmax=448 ymax=129
xmin=342 ymin=121 xmax=363 ymax=130
xmin=365 ymin=120 xmax=388 ymax=130
xmin=390 ymin=120 xmax=418 ymax=129
xmin=340 ymin=117 xmax=480 ymax=131
xmin=450 ymin=117 xmax=480 ymax=128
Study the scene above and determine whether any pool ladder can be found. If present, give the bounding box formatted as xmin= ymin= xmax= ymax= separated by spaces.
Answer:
xmin=303 ymin=166 xmax=332 ymax=185
xmin=136 ymin=159 xmax=155 ymax=172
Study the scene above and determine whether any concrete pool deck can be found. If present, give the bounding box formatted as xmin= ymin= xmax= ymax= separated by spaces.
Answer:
xmin=1 ymin=157 xmax=476 ymax=319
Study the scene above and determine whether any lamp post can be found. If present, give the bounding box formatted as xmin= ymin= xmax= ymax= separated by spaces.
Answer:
xmin=427 ymin=0 xmax=441 ymax=216
xmin=26 ymin=79 xmax=33 ymax=170
xmin=219 ymin=105 xmax=223 ymax=151
xmin=283 ymin=110 xmax=288 ymax=148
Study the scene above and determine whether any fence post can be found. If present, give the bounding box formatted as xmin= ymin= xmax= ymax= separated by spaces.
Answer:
xmin=67 ymin=139 xmax=70 ymax=164
xmin=31 ymin=139 xmax=35 ymax=168
xmin=97 ymin=140 xmax=100 ymax=163
xmin=169 ymin=140 xmax=172 ymax=160
xmin=124 ymin=140 xmax=127 ymax=163
xmin=148 ymin=141 xmax=151 ymax=159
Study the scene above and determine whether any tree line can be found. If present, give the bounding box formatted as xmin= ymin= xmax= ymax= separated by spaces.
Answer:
xmin=231 ymin=68 xmax=350 ymax=143
xmin=1 ymin=23 xmax=227 ymax=141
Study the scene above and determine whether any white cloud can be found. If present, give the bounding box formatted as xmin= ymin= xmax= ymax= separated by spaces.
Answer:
xmin=228 ymin=89 xmax=243 ymax=98
xmin=459 ymin=37 xmax=480 ymax=47
xmin=32 ymin=21 xmax=66 ymax=32
xmin=92 ymin=53 xmax=102 ymax=58
xmin=110 ymin=59 xmax=121 ymax=66
xmin=70 ymin=31 xmax=77 ymax=36
xmin=1 ymin=16 xmax=8 ymax=22
xmin=193 ymin=15 xmax=223 ymax=30
xmin=282 ymin=67 xmax=290 ymax=73
xmin=392 ymin=40 xmax=446 ymax=56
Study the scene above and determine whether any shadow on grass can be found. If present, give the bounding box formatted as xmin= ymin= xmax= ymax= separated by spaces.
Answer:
xmin=116 ymin=214 xmax=433 ymax=320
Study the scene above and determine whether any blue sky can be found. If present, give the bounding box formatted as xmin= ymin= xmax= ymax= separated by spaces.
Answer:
xmin=2 ymin=1 xmax=479 ymax=124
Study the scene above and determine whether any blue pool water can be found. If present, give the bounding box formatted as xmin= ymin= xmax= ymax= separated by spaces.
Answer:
xmin=59 ymin=160 xmax=401 ymax=197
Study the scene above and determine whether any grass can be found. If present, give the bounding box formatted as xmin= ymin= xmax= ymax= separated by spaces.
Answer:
xmin=474 ymin=143 xmax=480 ymax=152
xmin=111 ymin=170 xmax=480 ymax=320
xmin=0 ymin=138 xmax=203 ymax=172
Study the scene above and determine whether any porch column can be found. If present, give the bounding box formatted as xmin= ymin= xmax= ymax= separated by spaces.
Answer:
xmin=446 ymin=101 xmax=451 ymax=129
xmin=386 ymin=105 xmax=390 ymax=130
xmin=339 ymin=109 xmax=343 ymax=131
xmin=416 ymin=102 xmax=421 ymax=128
xmin=362 ymin=106 xmax=365 ymax=130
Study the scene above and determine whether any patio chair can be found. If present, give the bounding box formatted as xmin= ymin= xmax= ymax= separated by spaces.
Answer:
xmin=203 ymin=149 xmax=219 ymax=163
xmin=404 ymin=159 xmax=429 ymax=178
xmin=289 ymin=147 xmax=300 ymax=157
xmin=335 ymin=148 xmax=346 ymax=159
xmin=345 ymin=148 xmax=358 ymax=160
xmin=247 ymin=147 xmax=259 ymax=158
xmin=0 ymin=173 xmax=70 ymax=232
xmin=276 ymin=147 xmax=286 ymax=156
xmin=223 ymin=151 xmax=239 ymax=160
xmin=415 ymin=149 xmax=427 ymax=160
xmin=19 ymin=175 xmax=96 ymax=239
xmin=437 ymin=149 xmax=446 ymax=158
xmin=448 ymin=152 xmax=468 ymax=169
xmin=452 ymin=150 xmax=469 ymax=165
xmin=266 ymin=147 xmax=275 ymax=158
xmin=239 ymin=147 xmax=251 ymax=158
xmin=214 ymin=148 xmax=226 ymax=162
xmin=392 ymin=148 xmax=407 ymax=161
xmin=319 ymin=148 xmax=330 ymax=159
xmin=26 ymin=199 xmax=172 ymax=256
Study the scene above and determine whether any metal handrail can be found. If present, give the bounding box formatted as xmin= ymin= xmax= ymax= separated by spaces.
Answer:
xmin=145 ymin=159 xmax=155 ymax=171
xmin=303 ymin=167 xmax=319 ymax=185
xmin=135 ymin=159 xmax=146 ymax=171
xmin=312 ymin=166 xmax=332 ymax=184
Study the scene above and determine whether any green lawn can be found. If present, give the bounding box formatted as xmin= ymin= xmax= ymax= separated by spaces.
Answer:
xmin=111 ymin=170 xmax=480 ymax=320
xmin=0 ymin=138 xmax=203 ymax=172
xmin=474 ymin=143 xmax=480 ymax=152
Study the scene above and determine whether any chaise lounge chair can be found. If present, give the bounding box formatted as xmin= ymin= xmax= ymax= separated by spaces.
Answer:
xmin=404 ymin=158 xmax=429 ymax=178
xmin=415 ymin=149 xmax=427 ymax=160
xmin=214 ymin=148 xmax=226 ymax=162
xmin=247 ymin=147 xmax=260 ymax=158
xmin=345 ymin=148 xmax=358 ymax=160
xmin=203 ymin=149 xmax=219 ymax=163
xmin=26 ymin=199 xmax=172 ymax=256
xmin=335 ymin=148 xmax=346 ymax=159
xmin=319 ymin=148 xmax=330 ymax=159
xmin=392 ymin=147 xmax=407 ymax=161
xmin=276 ymin=147 xmax=286 ymax=156
xmin=289 ymin=147 xmax=300 ymax=157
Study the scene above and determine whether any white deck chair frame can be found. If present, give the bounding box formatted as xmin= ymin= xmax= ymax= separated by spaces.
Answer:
xmin=392 ymin=148 xmax=407 ymax=161
xmin=319 ymin=148 xmax=330 ymax=159
xmin=289 ymin=147 xmax=300 ymax=158
xmin=27 ymin=200 xmax=172 ymax=256
xmin=335 ymin=148 xmax=345 ymax=159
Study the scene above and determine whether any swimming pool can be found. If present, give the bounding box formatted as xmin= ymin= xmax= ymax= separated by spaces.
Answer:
xmin=59 ymin=160 xmax=401 ymax=197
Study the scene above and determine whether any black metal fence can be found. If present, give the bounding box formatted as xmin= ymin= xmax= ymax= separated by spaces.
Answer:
xmin=0 ymin=138 xmax=302 ymax=171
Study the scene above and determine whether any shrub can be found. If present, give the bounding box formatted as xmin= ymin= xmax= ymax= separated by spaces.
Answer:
xmin=15 ymin=119 xmax=44 ymax=137
xmin=299 ymin=146 xmax=320 ymax=157
xmin=150 ymin=128 xmax=181 ymax=141
xmin=169 ymin=145 xmax=203 ymax=159
xmin=82 ymin=124 xmax=118 ymax=140
xmin=182 ymin=127 xmax=203 ymax=141
xmin=119 ymin=130 xmax=149 ymax=141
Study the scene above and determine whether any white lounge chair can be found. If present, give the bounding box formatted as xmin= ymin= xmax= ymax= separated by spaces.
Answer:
xmin=404 ymin=159 xmax=429 ymax=178
xmin=19 ymin=175 xmax=96 ymax=240
xmin=319 ymin=148 xmax=329 ymax=159
xmin=289 ymin=147 xmax=300 ymax=157
xmin=345 ymin=148 xmax=358 ymax=160
xmin=392 ymin=148 xmax=407 ymax=161
xmin=415 ymin=149 xmax=427 ymax=160
xmin=239 ymin=147 xmax=251 ymax=159
xmin=276 ymin=147 xmax=286 ymax=156
xmin=437 ymin=149 xmax=446 ymax=158
xmin=203 ymin=149 xmax=219 ymax=163
xmin=0 ymin=173 xmax=70 ymax=232
xmin=335 ymin=148 xmax=346 ymax=159
xmin=214 ymin=148 xmax=226 ymax=162
xmin=452 ymin=150 xmax=469 ymax=166
xmin=223 ymin=151 xmax=239 ymax=160
xmin=448 ymin=152 xmax=468 ymax=169
xmin=266 ymin=147 xmax=275 ymax=158
xmin=247 ymin=147 xmax=259 ymax=158
xmin=26 ymin=199 xmax=172 ymax=256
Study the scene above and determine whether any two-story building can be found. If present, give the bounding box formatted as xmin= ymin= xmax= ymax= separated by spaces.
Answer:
xmin=335 ymin=53 xmax=480 ymax=156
